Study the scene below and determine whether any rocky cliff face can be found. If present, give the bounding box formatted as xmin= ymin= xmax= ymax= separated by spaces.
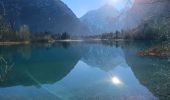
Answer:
xmin=0 ymin=0 xmax=89 ymax=34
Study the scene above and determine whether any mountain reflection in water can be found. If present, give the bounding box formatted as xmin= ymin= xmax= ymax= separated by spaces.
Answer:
xmin=0 ymin=42 xmax=169 ymax=100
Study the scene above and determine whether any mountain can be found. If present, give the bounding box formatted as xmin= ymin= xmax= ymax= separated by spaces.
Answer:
xmin=123 ymin=0 xmax=170 ymax=40
xmin=81 ymin=0 xmax=170 ymax=35
xmin=119 ymin=0 xmax=170 ymax=30
xmin=80 ymin=4 xmax=120 ymax=34
xmin=0 ymin=0 xmax=89 ymax=34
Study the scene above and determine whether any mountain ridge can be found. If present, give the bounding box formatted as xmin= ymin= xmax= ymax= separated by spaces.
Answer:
xmin=81 ymin=0 xmax=170 ymax=35
xmin=0 ymin=0 xmax=89 ymax=35
xmin=81 ymin=4 xmax=120 ymax=34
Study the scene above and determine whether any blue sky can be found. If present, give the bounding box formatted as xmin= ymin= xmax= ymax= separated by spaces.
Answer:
xmin=62 ymin=0 xmax=133 ymax=18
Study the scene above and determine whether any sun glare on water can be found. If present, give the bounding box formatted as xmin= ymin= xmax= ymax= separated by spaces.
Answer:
xmin=111 ymin=76 xmax=122 ymax=85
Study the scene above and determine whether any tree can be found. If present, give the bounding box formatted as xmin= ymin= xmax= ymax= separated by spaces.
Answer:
xmin=18 ymin=25 xmax=30 ymax=41
xmin=0 ymin=17 xmax=15 ymax=41
xmin=115 ymin=31 xmax=119 ymax=39
xmin=61 ymin=32 xmax=70 ymax=40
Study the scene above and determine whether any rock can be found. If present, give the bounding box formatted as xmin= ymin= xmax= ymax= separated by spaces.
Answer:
xmin=139 ymin=45 xmax=170 ymax=58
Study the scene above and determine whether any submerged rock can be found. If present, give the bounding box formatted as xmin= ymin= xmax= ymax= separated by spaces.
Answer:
xmin=139 ymin=43 xmax=170 ymax=58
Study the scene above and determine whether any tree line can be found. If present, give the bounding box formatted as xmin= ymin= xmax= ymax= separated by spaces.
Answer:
xmin=84 ymin=23 xmax=169 ymax=41
xmin=1 ymin=15 xmax=169 ymax=42
xmin=0 ymin=17 xmax=71 ymax=42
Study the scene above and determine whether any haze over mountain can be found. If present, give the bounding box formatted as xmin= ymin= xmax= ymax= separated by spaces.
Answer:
xmin=0 ymin=0 xmax=89 ymax=34
xmin=119 ymin=0 xmax=170 ymax=29
xmin=121 ymin=0 xmax=170 ymax=39
xmin=81 ymin=0 xmax=170 ymax=35
xmin=81 ymin=4 xmax=120 ymax=34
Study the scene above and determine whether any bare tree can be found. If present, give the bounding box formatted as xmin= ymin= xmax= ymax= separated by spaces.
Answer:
xmin=0 ymin=57 xmax=14 ymax=82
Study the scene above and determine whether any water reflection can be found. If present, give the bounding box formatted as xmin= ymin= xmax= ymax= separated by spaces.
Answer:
xmin=0 ymin=42 xmax=169 ymax=100
xmin=122 ymin=42 xmax=170 ymax=100
xmin=82 ymin=44 xmax=125 ymax=71
xmin=0 ymin=43 xmax=81 ymax=87
xmin=0 ymin=57 xmax=14 ymax=83
xmin=40 ymin=61 xmax=157 ymax=100
xmin=111 ymin=76 xmax=122 ymax=85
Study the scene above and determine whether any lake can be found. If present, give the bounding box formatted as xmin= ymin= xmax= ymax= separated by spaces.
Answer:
xmin=0 ymin=41 xmax=169 ymax=100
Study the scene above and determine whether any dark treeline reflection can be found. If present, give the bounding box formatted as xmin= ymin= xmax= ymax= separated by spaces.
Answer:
xmin=122 ymin=42 xmax=170 ymax=100
xmin=0 ymin=43 xmax=81 ymax=86
xmin=0 ymin=42 xmax=169 ymax=100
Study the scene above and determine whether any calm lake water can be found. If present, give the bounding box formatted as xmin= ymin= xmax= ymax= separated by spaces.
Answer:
xmin=0 ymin=41 xmax=169 ymax=100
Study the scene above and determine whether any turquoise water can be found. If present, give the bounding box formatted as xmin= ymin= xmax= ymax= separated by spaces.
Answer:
xmin=0 ymin=42 xmax=169 ymax=100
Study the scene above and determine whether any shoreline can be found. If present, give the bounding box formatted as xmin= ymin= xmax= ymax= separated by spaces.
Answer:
xmin=1 ymin=40 xmax=169 ymax=59
xmin=0 ymin=39 xmax=125 ymax=45
xmin=0 ymin=41 xmax=30 ymax=45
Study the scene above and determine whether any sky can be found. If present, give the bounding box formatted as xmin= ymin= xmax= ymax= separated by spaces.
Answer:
xmin=62 ymin=0 xmax=133 ymax=18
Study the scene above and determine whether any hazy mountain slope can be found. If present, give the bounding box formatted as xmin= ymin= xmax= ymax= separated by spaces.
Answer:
xmin=120 ymin=0 xmax=170 ymax=30
xmin=81 ymin=0 xmax=170 ymax=35
xmin=125 ymin=0 xmax=170 ymax=40
xmin=81 ymin=4 xmax=120 ymax=34
xmin=0 ymin=0 xmax=89 ymax=34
